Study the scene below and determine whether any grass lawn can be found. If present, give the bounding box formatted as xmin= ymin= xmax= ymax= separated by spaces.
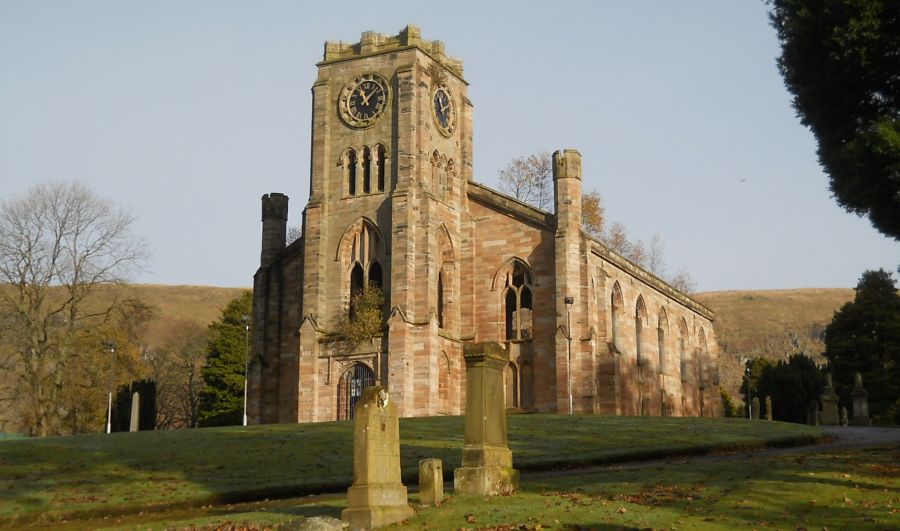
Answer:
xmin=92 ymin=444 xmax=899 ymax=531
xmin=0 ymin=415 xmax=820 ymax=526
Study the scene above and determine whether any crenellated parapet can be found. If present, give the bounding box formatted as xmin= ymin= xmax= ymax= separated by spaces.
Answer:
xmin=321 ymin=25 xmax=464 ymax=77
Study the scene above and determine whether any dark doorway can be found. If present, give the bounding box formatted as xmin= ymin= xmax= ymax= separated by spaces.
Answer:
xmin=337 ymin=363 xmax=375 ymax=420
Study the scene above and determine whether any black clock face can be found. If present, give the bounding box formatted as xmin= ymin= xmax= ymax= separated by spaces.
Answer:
xmin=432 ymin=86 xmax=455 ymax=136
xmin=339 ymin=73 xmax=390 ymax=128
xmin=349 ymin=79 xmax=386 ymax=120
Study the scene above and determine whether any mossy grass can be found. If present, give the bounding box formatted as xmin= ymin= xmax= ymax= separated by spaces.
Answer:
xmin=0 ymin=415 xmax=820 ymax=525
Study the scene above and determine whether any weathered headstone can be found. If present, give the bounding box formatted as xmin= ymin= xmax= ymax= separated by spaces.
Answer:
xmin=819 ymin=374 xmax=840 ymax=426
xmin=454 ymin=342 xmax=519 ymax=496
xmin=418 ymin=458 xmax=443 ymax=507
xmin=765 ymin=396 xmax=773 ymax=421
xmin=341 ymin=386 xmax=413 ymax=530
xmin=751 ymin=397 xmax=760 ymax=420
xmin=840 ymin=406 xmax=849 ymax=427
xmin=850 ymin=372 xmax=871 ymax=426
xmin=129 ymin=392 xmax=140 ymax=432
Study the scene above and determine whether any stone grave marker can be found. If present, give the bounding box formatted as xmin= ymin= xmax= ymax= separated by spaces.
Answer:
xmin=341 ymin=386 xmax=413 ymax=530
xmin=129 ymin=392 xmax=140 ymax=432
xmin=841 ymin=406 xmax=849 ymax=426
xmin=765 ymin=396 xmax=773 ymax=421
xmin=454 ymin=342 xmax=519 ymax=496
xmin=819 ymin=374 xmax=840 ymax=425
xmin=751 ymin=397 xmax=760 ymax=420
xmin=418 ymin=458 xmax=443 ymax=507
xmin=850 ymin=372 xmax=871 ymax=426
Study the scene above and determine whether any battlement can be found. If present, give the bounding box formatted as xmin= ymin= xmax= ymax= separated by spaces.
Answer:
xmin=321 ymin=25 xmax=464 ymax=77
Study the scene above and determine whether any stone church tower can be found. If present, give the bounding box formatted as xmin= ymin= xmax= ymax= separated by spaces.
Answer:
xmin=249 ymin=26 xmax=721 ymax=424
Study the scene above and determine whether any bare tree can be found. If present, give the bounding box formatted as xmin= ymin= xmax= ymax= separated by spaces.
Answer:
xmin=0 ymin=182 xmax=148 ymax=436
xmin=668 ymin=268 xmax=697 ymax=294
xmin=647 ymin=233 xmax=667 ymax=277
xmin=498 ymin=151 xmax=553 ymax=210
xmin=146 ymin=320 xmax=207 ymax=429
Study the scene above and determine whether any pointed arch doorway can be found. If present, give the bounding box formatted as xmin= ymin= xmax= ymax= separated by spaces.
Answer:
xmin=337 ymin=363 xmax=376 ymax=420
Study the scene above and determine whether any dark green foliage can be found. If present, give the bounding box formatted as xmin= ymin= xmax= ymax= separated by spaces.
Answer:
xmin=824 ymin=269 xmax=900 ymax=423
xmin=770 ymin=0 xmax=900 ymax=239
xmin=199 ymin=291 xmax=252 ymax=427
xmin=740 ymin=356 xmax=773 ymax=415
xmin=756 ymin=354 xmax=826 ymax=423
xmin=720 ymin=389 xmax=742 ymax=418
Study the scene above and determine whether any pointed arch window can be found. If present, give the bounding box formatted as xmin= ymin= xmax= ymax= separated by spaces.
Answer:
xmin=339 ymin=220 xmax=386 ymax=319
xmin=362 ymin=147 xmax=372 ymax=194
xmin=437 ymin=270 xmax=445 ymax=328
xmin=502 ymin=260 xmax=533 ymax=341
xmin=346 ymin=148 xmax=358 ymax=196
xmin=376 ymin=144 xmax=387 ymax=192
xmin=610 ymin=283 xmax=624 ymax=351
xmin=678 ymin=320 xmax=688 ymax=383
xmin=635 ymin=296 xmax=647 ymax=366
xmin=658 ymin=309 xmax=668 ymax=375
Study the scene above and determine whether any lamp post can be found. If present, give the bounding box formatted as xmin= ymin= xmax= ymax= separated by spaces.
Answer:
xmin=104 ymin=340 xmax=117 ymax=434
xmin=564 ymin=296 xmax=574 ymax=415
xmin=743 ymin=358 xmax=753 ymax=419
xmin=242 ymin=314 xmax=250 ymax=427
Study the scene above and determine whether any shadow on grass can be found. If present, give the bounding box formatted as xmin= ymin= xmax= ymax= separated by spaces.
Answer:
xmin=0 ymin=415 xmax=823 ymax=526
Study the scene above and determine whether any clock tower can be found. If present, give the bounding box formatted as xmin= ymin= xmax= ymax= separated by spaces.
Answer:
xmin=252 ymin=26 xmax=473 ymax=422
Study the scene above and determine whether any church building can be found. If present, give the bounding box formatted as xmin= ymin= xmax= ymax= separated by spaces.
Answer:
xmin=248 ymin=26 xmax=720 ymax=424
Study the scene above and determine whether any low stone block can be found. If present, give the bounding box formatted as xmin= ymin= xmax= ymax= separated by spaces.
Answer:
xmin=418 ymin=458 xmax=443 ymax=506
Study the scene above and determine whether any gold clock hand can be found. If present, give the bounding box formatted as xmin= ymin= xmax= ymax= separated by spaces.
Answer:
xmin=358 ymin=88 xmax=372 ymax=106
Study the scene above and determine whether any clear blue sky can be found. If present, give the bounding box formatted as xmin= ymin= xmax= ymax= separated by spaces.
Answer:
xmin=1 ymin=1 xmax=896 ymax=291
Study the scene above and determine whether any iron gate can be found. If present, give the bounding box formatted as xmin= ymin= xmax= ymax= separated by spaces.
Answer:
xmin=338 ymin=362 xmax=375 ymax=420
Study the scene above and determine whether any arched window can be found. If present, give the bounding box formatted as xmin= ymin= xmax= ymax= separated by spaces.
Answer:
xmin=697 ymin=328 xmax=707 ymax=389
xmin=658 ymin=308 xmax=668 ymax=375
xmin=362 ymin=147 xmax=372 ymax=194
xmin=438 ymin=352 xmax=450 ymax=413
xmin=437 ymin=270 xmax=445 ymax=328
xmin=501 ymin=260 xmax=533 ymax=340
xmin=376 ymin=144 xmax=387 ymax=192
xmin=338 ymin=219 xmax=386 ymax=320
xmin=337 ymin=363 xmax=375 ymax=420
xmin=346 ymin=148 xmax=357 ymax=196
xmin=635 ymin=295 xmax=647 ymax=366
xmin=445 ymin=158 xmax=455 ymax=199
xmin=678 ymin=319 xmax=689 ymax=382
xmin=430 ymin=151 xmax=441 ymax=195
xmin=610 ymin=282 xmax=624 ymax=351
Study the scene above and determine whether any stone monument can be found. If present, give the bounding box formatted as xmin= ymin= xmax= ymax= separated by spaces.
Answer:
xmin=765 ymin=396 xmax=773 ymax=421
xmin=129 ymin=392 xmax=140 ymax=432
xmin=840 ymin=406 xmax=849 ymax=426
xmin=751 ymin=397 xmax=760 ymax=420
xmin=819 ymin=374 xmax=840 ymax=425
xmin=850 ymin=372 xmax=871 ymax=426
xmin=341 ymin=386 xmax=414 ymax=530
xmin=418 ymin=459 xmax=443 ymax=507
xmin=454 ymin=342 xmax=519 ymax=496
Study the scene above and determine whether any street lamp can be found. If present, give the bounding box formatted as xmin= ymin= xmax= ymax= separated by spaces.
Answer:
xmin=242 ymin=314 xmax=250 ymax=427
xmin=104 ymin=340 xmax=117 ymax=434
xmin=564 ymin=296 xmax=574 ymax=415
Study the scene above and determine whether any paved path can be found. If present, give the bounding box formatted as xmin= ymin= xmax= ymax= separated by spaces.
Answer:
xmin=819 ymin=425 xmax=900 ymax=448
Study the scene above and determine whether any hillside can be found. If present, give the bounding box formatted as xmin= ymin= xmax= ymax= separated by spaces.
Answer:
xmin=694 ymin=288 xmax=854 ymax=399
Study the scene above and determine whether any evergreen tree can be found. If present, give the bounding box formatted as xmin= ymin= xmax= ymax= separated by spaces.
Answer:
xmin=824 ymin=269 xmax=900 ymax=423
xmin=199 ymin=291 xmax=252 ymax=427
xmin=770 ymin=1 xmax=900 ymax=239
xmin=756 ymin=354 xmax=825 ymax=424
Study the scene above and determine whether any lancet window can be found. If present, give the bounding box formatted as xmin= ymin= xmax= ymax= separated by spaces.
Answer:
xmin=343 ymin=145 xmax=388 ymax=197
xmin=501 ymin=260 xmax=533 ymax=341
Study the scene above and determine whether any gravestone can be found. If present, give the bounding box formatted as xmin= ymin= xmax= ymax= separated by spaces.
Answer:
xmin=819 ymin=374 xmax=840 ymax=425
xmin=765 ymin=396 xmax=773 ymax=421
xmin=418 ymin=458 xmax=443 ymax=507
xmin=850 ymin=372 xmax=871 ymax=426
xmin=341 ymin=386 xmax=413 ymax=530
xmin=751 ymin=397 xmax=760 ymax=420
xmin=840 ymin=406 xmax=849 ymax=426
xmin=454 ymin=342 xmax=519 ymax=496
xmin=129 ymin=392 xmax=140 ymax=432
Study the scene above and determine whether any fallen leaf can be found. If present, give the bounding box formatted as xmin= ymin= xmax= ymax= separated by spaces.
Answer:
xmin=617 ymin=506 xmax=627 ymax=514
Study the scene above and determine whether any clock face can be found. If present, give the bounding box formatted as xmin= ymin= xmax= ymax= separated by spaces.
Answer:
xmin=339 ymin=73 xmax=390 ymax=128
xmin=432 ymin=86 xmax=456 ymax=137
